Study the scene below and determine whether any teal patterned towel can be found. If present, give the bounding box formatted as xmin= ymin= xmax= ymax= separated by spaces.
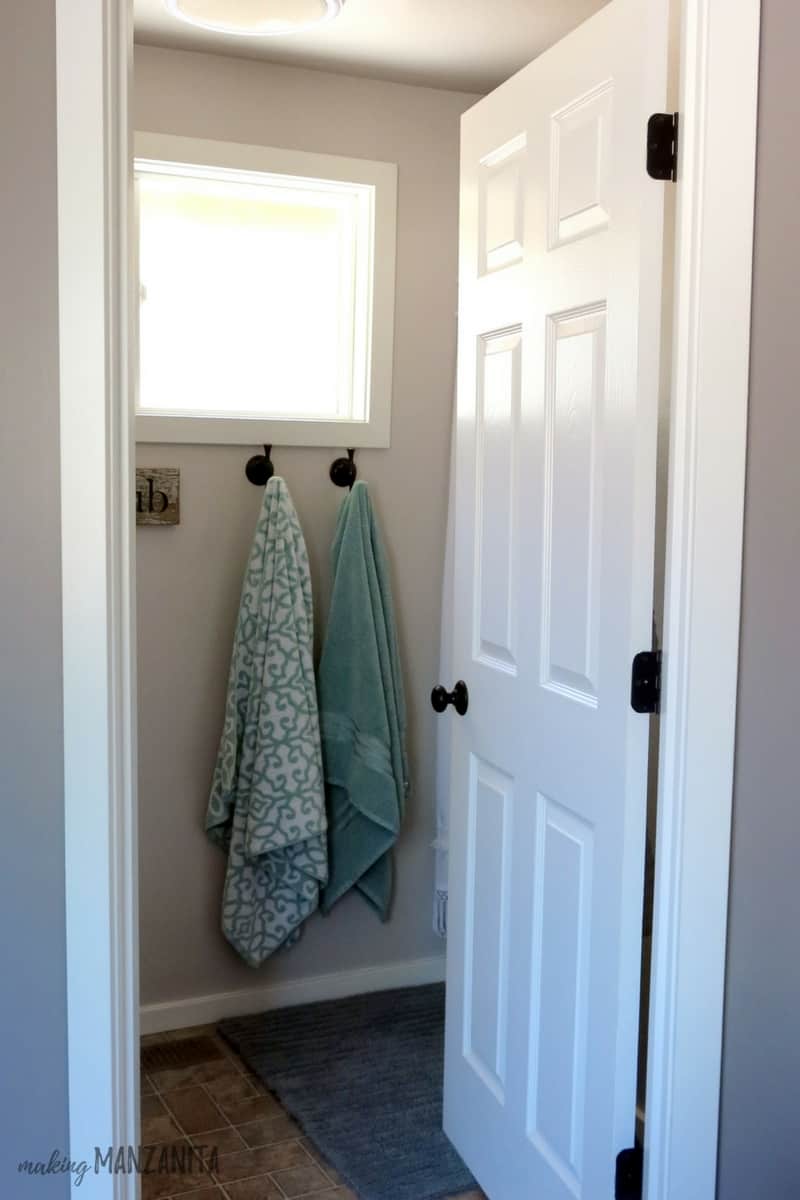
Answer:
xmin=318 ymin=481 xmax=408 ymax=919
xmin=206 ymin=477 xmax=328 ymax=966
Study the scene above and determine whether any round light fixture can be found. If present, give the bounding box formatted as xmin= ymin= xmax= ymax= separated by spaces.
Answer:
xmin=163 ymin=0 xmax=346 ymax=37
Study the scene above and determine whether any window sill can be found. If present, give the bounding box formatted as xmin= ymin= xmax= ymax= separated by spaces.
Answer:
xmin=134 ymin=412 xmax=390 ymax=448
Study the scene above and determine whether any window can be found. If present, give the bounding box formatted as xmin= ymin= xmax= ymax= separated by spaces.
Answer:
xmin=134 ymin=133 xmax=397 ymax=446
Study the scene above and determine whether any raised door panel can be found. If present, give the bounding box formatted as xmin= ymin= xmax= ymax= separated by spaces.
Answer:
xmin=549 ymin=84 xmax=613 ymax=248
xmin=478 ymin=134 xmax=527 ymax=274
xmin=463 ymin=756 xmax=514 ymax=1105
xmin=527 ymin=794 xmax=595 ymax=1198
xmin=541 ymin=306 xmax=606 ymax=706
xmin=474 ymin=328 xmax=521 ymax=674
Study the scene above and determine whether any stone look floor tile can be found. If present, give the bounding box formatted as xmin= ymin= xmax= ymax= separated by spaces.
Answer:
xmin=140 ymin=1156 xmax=212 ymax=1200
xmin=141 ymin=1032 xmax=173 ymax=1049
xmin=298 ymin=1137 xmax=322 ymax=1161
xmin=169 ymin=1024 xmax=220 ymax=1040
xmin=298 ymin=1138 xmax=342 ymax=1185
xmin=141 ymin=1111 xmax=183 ymax=1146
xmin=218 ymin=1095 xmax=283 ymax=1125
xmin=270 ymin=1162 xmax=332 ymax=1197
xmin=163 ymin=1191 xmax=223 ymax=1200
xmin=222 ymin=1176 xmax=283 ymax=1199
xmin=141 ymin=1175 xmax=211 ymax=1200
xmin=237 ymin=1114 xmax=301 ymax=1149
xmin=143 ymin=1137 xmax=207 ymax=1163
xmin=241 ymin=1070 xmax=269 ymax=1096
xmin=190 ymin=1126 xmax=247 ymax=1156
xmin=213 ymin=1142 xmax=311 ymax=1184
xmin=151 ymin=1061 xmax=241 ymax=1092
xmin=215 ymin=1036 xmax=248 ymax=1065
xmin=162 ymin=1086 xmax=228 ymax=1135
xmin=204 ymin=1072 xmax=259 ymax=1106
xmin=141 ymin=1027 xmax=476 ymax=1200
xmin=142 ymin=1093 xmax=167 ymax=1119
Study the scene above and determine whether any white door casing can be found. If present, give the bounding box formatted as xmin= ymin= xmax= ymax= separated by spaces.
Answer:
xmin=444 ymin=1 xmax=669 ymax=1197
xmin=53 ymin=0 xmax=758 ymax=1195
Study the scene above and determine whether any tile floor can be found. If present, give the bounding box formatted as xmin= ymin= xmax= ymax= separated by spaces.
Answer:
xmin=140 ymin=1026 xmax=485 ymax=1200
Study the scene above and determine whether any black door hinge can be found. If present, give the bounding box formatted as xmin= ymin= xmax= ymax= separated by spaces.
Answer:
xmin=631 ymin=650 xmax=662 ymax=714
xmin=616 ymin=1147 xmax=643 ymax=1199
xmin=646 ymin=112 xmax=679 ymax=181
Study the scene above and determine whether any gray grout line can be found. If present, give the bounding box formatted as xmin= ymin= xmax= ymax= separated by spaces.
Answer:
xmin=143 ymin=1033 xmax=353 ymax=1200
xmin=153 ymin=1083 xmax=226 ymax=1198
xmin=215 ymin=1176 xmax=234 ymax=1200
xmin=207 ymin=1137 xmax=319 ymax=1189
xmin=307 ymin=1146 xmax=342 ymax=1187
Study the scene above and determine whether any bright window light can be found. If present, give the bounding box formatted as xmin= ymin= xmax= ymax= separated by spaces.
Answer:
xmin=135 ymin=161 xmax=374 ymax=424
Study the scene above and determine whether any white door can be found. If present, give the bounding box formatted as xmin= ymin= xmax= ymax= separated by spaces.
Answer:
xmin=443 ymin=1 xmax=668 ymax=1197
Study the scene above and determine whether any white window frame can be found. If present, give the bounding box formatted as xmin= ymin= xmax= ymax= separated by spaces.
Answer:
xmin=134 ymin=131 xmax=397 ymax=448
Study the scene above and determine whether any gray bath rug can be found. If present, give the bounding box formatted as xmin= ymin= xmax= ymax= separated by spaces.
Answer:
xmin=218 ymin=982 xmax=476 ymax=1200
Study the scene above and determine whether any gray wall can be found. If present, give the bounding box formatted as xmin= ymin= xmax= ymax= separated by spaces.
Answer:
xmin=134 ymin=45 xmax=478 ymax=1007
xmin=0 ymin=0 xmax=69 ymax=1193
xmin=718 ymin=2 xmax=800 ymax=1196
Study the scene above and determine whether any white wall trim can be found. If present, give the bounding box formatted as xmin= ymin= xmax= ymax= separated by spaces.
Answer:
xmin=644 ymin=0 xmax=760 ymax=1197
xmin=57 ymin=0 xmax=138 ymax=1195
xmin=141 ymin=955 xmax=447 ymax=1035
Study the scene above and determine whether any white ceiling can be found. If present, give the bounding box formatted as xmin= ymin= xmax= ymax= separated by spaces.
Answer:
xmin=134 ymin=0 xmax=608 ymax=94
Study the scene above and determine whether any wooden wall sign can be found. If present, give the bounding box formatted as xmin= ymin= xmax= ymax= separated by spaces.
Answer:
xmin=136 ymin=467 xmax=180 ymax=526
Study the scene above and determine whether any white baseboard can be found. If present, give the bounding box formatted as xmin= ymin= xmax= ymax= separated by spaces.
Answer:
xmin=140 ymin=954 xmax=447 ymax=1036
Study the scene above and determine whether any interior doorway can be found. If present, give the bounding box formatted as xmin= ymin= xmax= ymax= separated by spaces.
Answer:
xmin=54 ymin=0 xmax=760 ymax=1197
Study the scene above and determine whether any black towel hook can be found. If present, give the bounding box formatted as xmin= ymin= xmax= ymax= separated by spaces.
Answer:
xmin=245 ymin=445 xmax=275 ymax=486
xmin=330 ymin=448 xmax=357 ymax=490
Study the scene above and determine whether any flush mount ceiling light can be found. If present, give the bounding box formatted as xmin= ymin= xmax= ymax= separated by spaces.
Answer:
xmin=163 ymin=0 xmax=346 ymax=37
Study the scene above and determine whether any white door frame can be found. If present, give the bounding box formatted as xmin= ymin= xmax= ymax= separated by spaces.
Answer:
xmin=644 ymin=2 xmax=759 ymax=1196
xmin=54 ymin=1 xmax=759 ymax=1197
xmin=56 ymin=1 xmax=139 ymax=1196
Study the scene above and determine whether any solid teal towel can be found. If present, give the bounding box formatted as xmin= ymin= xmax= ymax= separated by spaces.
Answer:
xmin=318 ymin=481 xmax=408 ymax=919
xmin=206 ymin=477 xmax=328 ymax=966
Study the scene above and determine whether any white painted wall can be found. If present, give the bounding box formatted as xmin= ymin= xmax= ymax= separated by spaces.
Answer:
xmin=134 ymin=44 xmax=479 ymax=1010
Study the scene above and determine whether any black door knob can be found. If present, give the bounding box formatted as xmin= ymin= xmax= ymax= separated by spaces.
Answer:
xmin=431 ymin=680 xmax=469 ymax=716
